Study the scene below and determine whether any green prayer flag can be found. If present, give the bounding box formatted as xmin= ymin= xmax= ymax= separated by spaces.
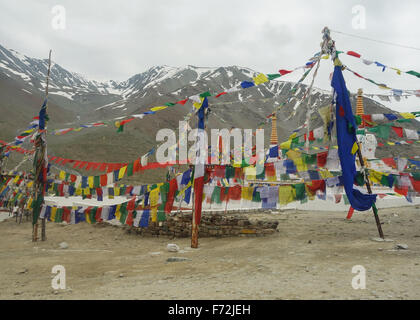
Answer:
xmin=90 ymin=207 xmax=97 ymax=223
xmin=411 ymin=172 xmax=420 ymax=181
xmin=211 ymin=186 xmax=222 ymax=204
xmin=293 ymin=183 xmax=306 ymax=200
xmin=354 ymin=172 xmax=365 ymax=186
xmin=256 ymin=166 xmax=265 ymax=180
xmin=225 ymin=166 xmax=235 ymax=180
xmin=267 ymin=74 xmax=281 ymax=80
xmin=127 ymin=162 xmax=134 ymax=177
xmin=252 ymin=189 xmax=261 ymax=202
xmin=94 ymin=176 xmax=100 ymax=188
xmin=56 ymin=208 xmax=63 ymax=223
xmin=368 ymin=125 xmax=390 ymax=139
xmin=119 ymin=203 xmax=127 ymax=224
xmin=303 ymin=154 xmax=316 ymax=165
xmin=157 ymin=208 xmax=166 ymax=221
xmin=406 ymin=70 xmax=420 ymax=78
xmin=199 ymin=91 xmax=212 ymax=98
xmin=380 ymin=174 xmax=389 ymax=187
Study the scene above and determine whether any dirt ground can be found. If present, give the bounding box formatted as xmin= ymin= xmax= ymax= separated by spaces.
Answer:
xmin=0 ymin=206 xmax=419 ymax=300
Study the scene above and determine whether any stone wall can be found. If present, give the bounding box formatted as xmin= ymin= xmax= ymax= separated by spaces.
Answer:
xmin=124 ymin=212 xmax=279 ymax=238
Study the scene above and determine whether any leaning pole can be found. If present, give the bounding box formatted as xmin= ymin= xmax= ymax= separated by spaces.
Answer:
xmin=322 ymin=27 xmax=384 ymax=239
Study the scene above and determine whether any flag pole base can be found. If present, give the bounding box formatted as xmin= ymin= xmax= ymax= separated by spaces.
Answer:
xmin=372 ymin=203 xmax=384 ymax=239
xmin=41 ymin=218 xmax=46 ymax=241
xmin=32 ymin=223 xmax=38 ymax=242
xmin=191 ymin=223 xmax=199 ymax=248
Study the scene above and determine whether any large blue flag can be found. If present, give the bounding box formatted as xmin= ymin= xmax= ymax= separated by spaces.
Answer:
xmin=331 ymin=65 xmax=376 ymax=211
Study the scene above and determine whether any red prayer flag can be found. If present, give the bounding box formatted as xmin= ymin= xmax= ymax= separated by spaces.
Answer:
xmin=392 ymin=126 xmax=403 ymax=138
xmin=347 ymin=51 xmax=361 ymax=58
xmin=100 ymin=174 xmax=107 ymax=187
xmin=279 ymin=69 xmax=292 ymax=75
xmin=382 ymin=157 xmax=396 ymax=168
xmin=346 ymin=206 xmax=355 ymax=219
xmin=177 ymin=98 xmax=188 ymax=105
xmin=317 ymin=151 xmax=328 ymax=168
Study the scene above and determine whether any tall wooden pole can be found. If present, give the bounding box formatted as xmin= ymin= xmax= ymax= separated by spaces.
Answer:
xmin=355 ymin=141 xmax=384 ymax=239
xmin=191 ymin=186 xmax=198 ymax=248
xmin=41 ymin=49 xmax=52 ymax=241
xmin=33 ymin=49 xmax=52 ymax=242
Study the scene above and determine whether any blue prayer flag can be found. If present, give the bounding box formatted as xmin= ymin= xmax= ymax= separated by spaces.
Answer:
xmin=331 ymin=66 xmax=376 ymax=211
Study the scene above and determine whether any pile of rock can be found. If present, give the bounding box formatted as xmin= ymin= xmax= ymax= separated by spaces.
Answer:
xmin=125 ymin=212 xmax=279 ymax=238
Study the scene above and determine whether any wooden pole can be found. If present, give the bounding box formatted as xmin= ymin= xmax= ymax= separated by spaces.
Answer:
xmin=41 ymin=49 xmax=52 ymax=241
xmin=33 ymin=49 xmax=52 ymax=242
xmin=191 ymin=184 xmax=198 ymax=248
xmin=355 ymin=142 xmax=384 ymax=239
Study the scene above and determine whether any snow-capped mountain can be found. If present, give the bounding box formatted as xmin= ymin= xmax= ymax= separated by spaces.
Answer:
xmin=1 ymin=43 xmax=419 ymax=166
xmin=0 ymin=44 xmax=121 ymax=96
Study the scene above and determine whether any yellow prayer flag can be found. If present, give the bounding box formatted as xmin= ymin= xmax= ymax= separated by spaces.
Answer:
xmin=253 ymin=73 xmax=269 ymax=85
xmin=280 ymin=139 xmax=292 ymax=150
xmin=50 ymin=207 xmax=57 ymax=221
xmin=319 ymin=170 xmax=333 ymax=179
xmin=85 ymin=211 xmax=91 ymax=224
xmin=150 ymin=106 xmax=168 ymax=112
xmin=114 ymin=187 xmax=120 ymax=196
xmin=294 ymin=158 xmax=307 ymax=172
xmin=241 ymin=187 xmax=253 ymax=201
xmin=149 ymin=188 xmax=159 ymax=222
xmin=286 ymin=149 xmax=301 ymax=161
xmin=351 ymin=142 xmax=359 ymax=155
xmin=88 ymin=176 xmax=94 ymax=188
xmin=115 ymin=204 xmax=121 ymax=220
xmin=399 ymin=112 xmax=415 ymax=119
xmin=369 ymin=170 xmax=383 ymax=184
xmin=244 ymin=167 xmax=256 ymax=180
xmin=278 ymin=186 xmax=295 ymax=205
xmin=193 ymin=97 xmax=204 ymax=110
xmin=118 ymin=166 xmax=127 ymax=180
xmin=26 ymin=197 xmax=33 ymax=209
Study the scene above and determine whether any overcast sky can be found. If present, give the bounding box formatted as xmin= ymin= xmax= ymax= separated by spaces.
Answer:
xmin=1 ymin=0 xmax=420 ymax=110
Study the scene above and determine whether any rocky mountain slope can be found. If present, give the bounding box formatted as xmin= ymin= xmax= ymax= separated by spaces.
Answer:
xmin=1 ymin=44 xmax=419 ymax=181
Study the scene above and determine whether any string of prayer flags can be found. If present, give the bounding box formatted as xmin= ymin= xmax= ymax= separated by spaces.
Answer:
xmin=340 ymin=49 xmax=420 ymax=79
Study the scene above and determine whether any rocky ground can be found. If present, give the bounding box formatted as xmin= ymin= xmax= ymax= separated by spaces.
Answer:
xmin=0 ymin=206 xmax=419 ymax=300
